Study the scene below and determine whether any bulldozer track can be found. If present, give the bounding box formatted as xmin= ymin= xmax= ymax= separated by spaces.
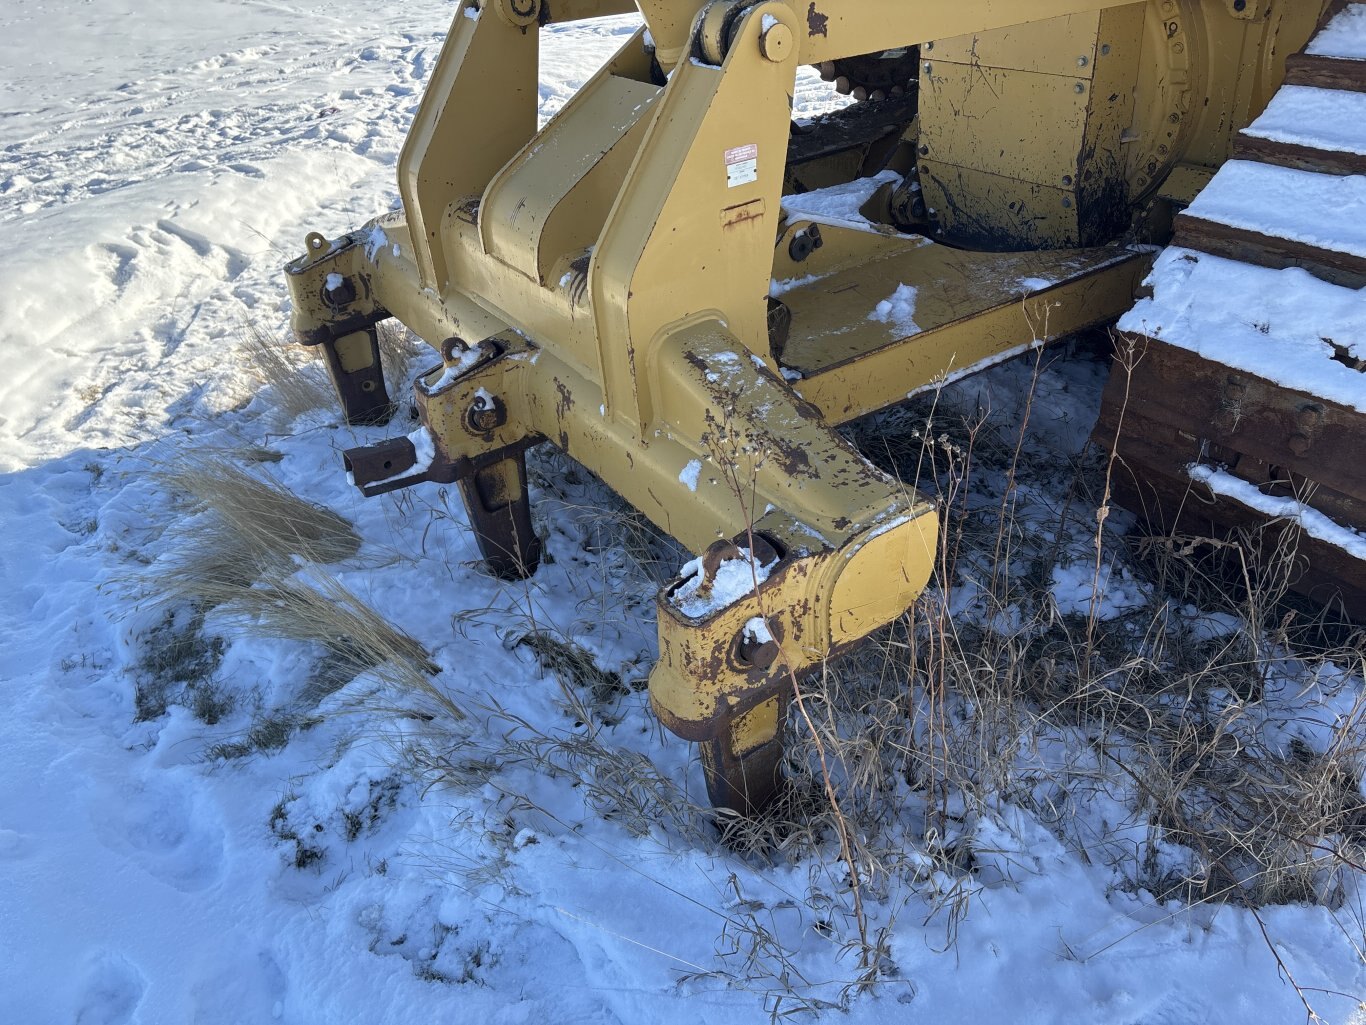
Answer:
xmin=1098 ymin=3 xmax=1366 ymax=620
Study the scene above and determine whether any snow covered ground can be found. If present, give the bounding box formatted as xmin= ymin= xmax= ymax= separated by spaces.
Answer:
xmin=2 ymin=3 xmax=1364 ymax=1023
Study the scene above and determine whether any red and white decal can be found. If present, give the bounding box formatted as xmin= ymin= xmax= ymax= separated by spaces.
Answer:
xmin=725 ymin=144 xmax=759 ymax=188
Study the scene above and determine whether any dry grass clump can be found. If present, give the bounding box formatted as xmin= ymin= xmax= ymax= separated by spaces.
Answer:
xmin=137 ymin=450 xmax=455 ymax=733
xmin=237 ymin=321 xmax=334 ymax=419
xmin=130 ymin=605 xmax=231 ymax=724
xmin=160 ymin=455 xmax=358 ymax=561
xmin=147 ymin=456 xmax=359 ymax=610
xmin=210 ymin=567 xmax=453 ymax=716
xmin=1127 ymin=719 xmax=1366 ymax=907
xmin=423 ymin=701 xmax=704 ymax=839
xmin=513 ymin=629 xmax=634 ymax=709
xmin=377 ymin=320 xmax=426 ymax=401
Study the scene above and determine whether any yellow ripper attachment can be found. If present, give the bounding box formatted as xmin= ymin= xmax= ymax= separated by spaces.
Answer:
xmin=285 ymin=0 xmax=1150 ymax=812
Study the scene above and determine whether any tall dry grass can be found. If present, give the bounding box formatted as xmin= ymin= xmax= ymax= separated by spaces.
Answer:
xmin=136 ymin=451 xmax=456 ymax=747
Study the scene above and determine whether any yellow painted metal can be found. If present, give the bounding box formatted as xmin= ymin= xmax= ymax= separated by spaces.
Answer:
xmin=784 ymin=0 xmax=1142 ymax=64
xmin=922 ymin=63 xmax=1094 ymax=188
xmin=1119 ymin=0 xmax=1329 ymax=194
xmin=918 ymin=5 xmax=1146 ymax=248
xmin=284 ymin=0 xmax=1328 ymax=811
xmin=636 ymin=0 xmax=699 ymax=65
xmin=731 ymin=699 xmax=781 ymax=757
xmin=591 ymin=4 xmax=799 ymax=426
xmin=927 ymin=12 xmax=1114 ymax=75
xmin=398 ymin=4 xmax=539 ymax=292
xmin=481 ymin=41 xmax=661 ymax=285
xmin=908 ymin=0 xmax=1326 ymax=247
xmin=545 ymin=0 xmax=638 ymax=21
xmin=1157 ymin=162 xmax=1216 ymax=207
xmin=770 ymin=224 xmax=1152 ymax=424
xmin=333 ymin=332 xmax=375 ymax=374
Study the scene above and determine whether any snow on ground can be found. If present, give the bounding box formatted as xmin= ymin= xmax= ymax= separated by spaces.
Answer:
xmin=2 ymin=4 xmax=1364 ymax=1024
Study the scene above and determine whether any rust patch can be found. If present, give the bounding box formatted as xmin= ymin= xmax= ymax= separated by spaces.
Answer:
xmin=768 ymin=433 xmax=814 ymax=478
xmin=789 ymin=393 xmax=824 ymax=423
xmin=343 ymin=434 xmax=460 ymax=497
xmin=722 ymin=199 xmax=766 ymax=230
xmin=806 ymin=2 xmax=828 ymax=38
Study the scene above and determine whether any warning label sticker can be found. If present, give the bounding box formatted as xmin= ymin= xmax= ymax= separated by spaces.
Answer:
xmin=725 ymin=144 xmax=759 ymax=188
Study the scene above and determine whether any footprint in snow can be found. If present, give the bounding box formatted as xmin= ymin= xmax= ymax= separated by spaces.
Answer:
xmin=153 ymin=218 xmax=214 ymax=259
xmin=0 ymin=826 xmax=31 ymax=859
xmin=73 ymin=952 xmax=146 ymax=1025
xmin=187 ymin=947 xmax=288 ymax=1025
xmin=89 ymin=242 xmax=138 ymax=291
xmin=87 ymin=774 xmax=226 ymax=892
